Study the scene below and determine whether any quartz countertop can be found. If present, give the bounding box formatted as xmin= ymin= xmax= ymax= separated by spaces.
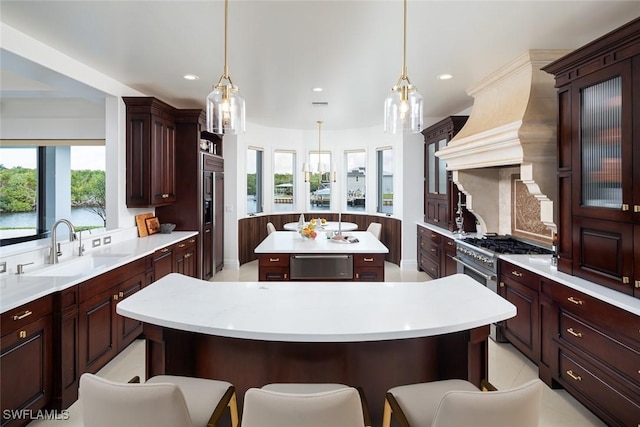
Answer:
xmin=254 ymin=231 xmax=389 ymax=254
xmin=500 ymin=254 xmax=640 ymax=316
xmin=0 ymin=231 xmax=198 ymax=314
xmin=116 ymin=272 xmax=516 ymax=342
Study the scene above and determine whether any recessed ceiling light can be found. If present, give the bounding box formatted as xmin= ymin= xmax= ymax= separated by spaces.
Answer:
xmin=437 ymin=74 xmax=453 ymax=80
xmin=312 ymin=87 xmax=323 ymax=92
xmin=183 ymin=74 xmax=200 ymax=81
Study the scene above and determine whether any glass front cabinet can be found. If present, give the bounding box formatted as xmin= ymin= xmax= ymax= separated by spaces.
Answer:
xmin=543 ymin=18 xmax=640 ymax=297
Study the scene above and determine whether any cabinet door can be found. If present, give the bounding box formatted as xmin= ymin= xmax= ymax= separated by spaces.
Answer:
xmin=214 ymin=171 xmax=225 ymax=272
xmin=441 ymin=238 xmax=457 ymax=277
xmin=116 ymin=273 xmax=145 ymax=351
xmin=152 ymin=246 xmax=174 ymax=281
xmin=174 ymin=238 xmax=197 ymax=278
xmin=572 ymin=61 xmax=633 ymax=223
xmin=500 ymin=275 xmax=540 ymax=362
xmin=150 ymin=116 xmax=176 ymax=205
xmin=1 ymin=315 xmax=52 ymax=426
xmin=78 ymin=288 xmax=118 ymax=373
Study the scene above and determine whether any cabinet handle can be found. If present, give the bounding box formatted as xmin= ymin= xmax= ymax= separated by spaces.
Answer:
xmin=447 ymin=241 xmax=454 ymax=246
xmin=19 ymin=330 xmax=27 ymax=339
xmin=430 ymin=248 xmax=436 ymax=252
xmin=284 ymin=274 xmax=287 ymax=279
xmin=635 ymin=280 xmax=640 ymax=289
xmin=185 ymin=253 xmax=192 ymax=258
xmin=356 ymin=273 xmax=360 ymax=279
xmin=189 ymin=239 xmax=196 ymax=243
xmin=160 ymin=248 xmax=169 ymax=253
xmin=430 ymin=234 xmax=436 ymax=238
xmin=178 ymin=244 xmax=186 ymax=248
xmin=119 ymin=292 xmax=124 ymax=298
xmin=621 ymin=204 xmax=629 ymax=211
xmin=565 ymin=370 xmax=582 ymax=381
xmin=363 ymin=257 xmax=374 ymax=262
xmin=113 ymin=294 xmax=119 ymax=301
xmin=269 ymin=258 xmax=280 ymax=262
xmin=622 ymin=276 xmax=630 ymax=284
xmin=511 ymin=270 xmax=523 ymax=277
xmin=634 ymin=205 xmax=640 ymax=213
xmin=499 ymin=281 xmax=504 ymax=288
xmin=567 ymin=296 xmax=583 ymax=305
xmin=162 ymin=193 xmax=169 ymax=199
xmin=433 ymin=219 xmax=439 ymax=222
xmin=566 ymin=328 xmax=583 ymax=338
xmin=12 ymin=310 xmax=33 ymax=321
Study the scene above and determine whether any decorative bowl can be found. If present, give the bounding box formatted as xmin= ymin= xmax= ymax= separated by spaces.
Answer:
xmin=160 ymin=223 xmax=176 ymax=234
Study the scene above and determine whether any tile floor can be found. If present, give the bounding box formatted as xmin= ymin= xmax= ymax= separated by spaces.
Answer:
xmin=29 ymin=261 xmax=605 ymax=426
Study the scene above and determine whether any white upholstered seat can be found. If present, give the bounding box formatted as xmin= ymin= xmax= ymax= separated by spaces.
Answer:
xmin=267 ymin=222 xmax=276 ymax=235
xmin=242 ymin=386 xmax=366 ymax=427
xmin=79 ymin=373 xmax=238 ymax=427
xmin=366 ymin=222 xmax=382 ymax=240
xmin=382 ymin=378 xmax=542 ymax=427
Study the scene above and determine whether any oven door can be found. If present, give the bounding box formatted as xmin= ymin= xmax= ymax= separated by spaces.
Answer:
xmin=454 ymin=256 xmax=507 ymax=342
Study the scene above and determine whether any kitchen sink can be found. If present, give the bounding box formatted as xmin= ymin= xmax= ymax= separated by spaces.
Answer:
xmin=26 ymin=254 xmax=128 ymax=277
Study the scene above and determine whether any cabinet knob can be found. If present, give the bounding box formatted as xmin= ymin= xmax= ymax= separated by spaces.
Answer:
xmin=160 ymin=248 xmax=169 ymax=253
xmin=113 ymin=294 xmax=119 ymax=301
xmin=635 ymin=280 xmax=640 ymax=289
xmin=499 ymin=281 xmax=504 ymax=288
xmin=355 ymin=273 xmax=359 ymax=279
xmin=185 ymin=253 xmax=192 ymax=258
xmin=19 ymin=330 xmax=27 ymax=339
xmin=178 ymin=243 xmax=186 ymax=248
xmin=162 ymin=194 xmax=169 ymax=199
xmin=634 ymin=205 xmax=640 ymax=213
xmin=119 ymin=292 xmax=124 ymax=298
xmin=623 ymin=276 xmax=630 ymax=284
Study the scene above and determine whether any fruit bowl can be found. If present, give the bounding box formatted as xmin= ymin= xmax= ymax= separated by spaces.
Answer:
xmin=299 ymin=224 xmax=318 ymax=239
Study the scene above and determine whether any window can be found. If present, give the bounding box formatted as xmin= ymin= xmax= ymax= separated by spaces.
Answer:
xmin=247 ymin=147 xmax=263 ymax=214
xmin=273 ymin=151 xmax=295 ymax=212
xmin=0 ymin=144 xmax=106 ymax=246
xmin=345 ymin=150 xmax=366 ymax=212
xmin=377 ymin=148 xmax=394 ymax=214
xmin=308 ymin=151 xmax=331 ymax=211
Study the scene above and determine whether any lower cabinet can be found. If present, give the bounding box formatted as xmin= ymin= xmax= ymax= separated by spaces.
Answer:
xmin=1 ymin=296 xmax=53 ymax=427
xmin=501 ymin=259 xmax=640 ymax=427
xmin=417 ymin=225 xmax=458 ymax=279
xmin=353 ymin=254 xmax=385 ymax=281
xmin=174 ymin=236 xmax=198 ymax=277
xmin=441 ymin=236 xmax=457 ymax=277
xmin=498 ymin=260 xmax=540 ymax=362
xmin=258 ymin=254 xmax=289 ymax=281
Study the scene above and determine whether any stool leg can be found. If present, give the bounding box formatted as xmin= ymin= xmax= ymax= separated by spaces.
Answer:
xmin=382 ymin=398 xmax=392 ymax=427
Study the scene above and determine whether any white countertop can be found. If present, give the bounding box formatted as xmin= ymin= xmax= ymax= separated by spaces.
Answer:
xmin=282 ymin=221 xmax=358 ymax=232
xmin=255 ymin=231 xmax=389 ymax=254
xmin=0 ymin=231 xmax=198 ymax=313
xmin=116 ymin=273 xmax=516 ymax=342
xmin=501 ymin=254 xmax=640 ymax=316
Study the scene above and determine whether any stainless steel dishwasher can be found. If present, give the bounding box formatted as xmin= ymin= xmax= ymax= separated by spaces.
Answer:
xmin=289 ymin=254 xmax=353 ymax=280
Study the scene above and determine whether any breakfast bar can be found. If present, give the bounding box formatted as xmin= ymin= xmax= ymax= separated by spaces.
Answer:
xmin=117 ymin=273 xmax=516 ymax=424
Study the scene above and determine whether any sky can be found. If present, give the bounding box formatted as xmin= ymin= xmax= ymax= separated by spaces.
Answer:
xmin=0 ymin=146 xmax=105 ymax=171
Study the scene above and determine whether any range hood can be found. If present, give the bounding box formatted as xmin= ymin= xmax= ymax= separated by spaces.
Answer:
xmin=436 ymin=50 xmax=571 ymax=240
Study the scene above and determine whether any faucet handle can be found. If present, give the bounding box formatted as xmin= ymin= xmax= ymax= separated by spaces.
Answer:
xmin=16 ymin=262 xmax=34 ymax=275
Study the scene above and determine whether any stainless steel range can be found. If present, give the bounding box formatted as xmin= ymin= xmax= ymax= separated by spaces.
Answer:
xmin=455 ymin=235 xmax=552 ymax=341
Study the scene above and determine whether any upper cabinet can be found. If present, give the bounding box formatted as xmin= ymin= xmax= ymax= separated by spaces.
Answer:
xmin=124 ymin=97 xmax=177 ymax=207
xmin=543 ymin=17 xmax=640 ymax=297
xmin=422 ymin=116 xmax=474 ymax=231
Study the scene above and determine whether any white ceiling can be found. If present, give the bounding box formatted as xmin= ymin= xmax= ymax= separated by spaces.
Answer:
xmin=1 ymin=1 xmax=639 ymax=130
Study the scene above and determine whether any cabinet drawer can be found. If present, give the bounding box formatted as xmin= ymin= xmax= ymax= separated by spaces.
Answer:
xmin=259 ymin=267 xmax=289 ymax=281
xmin=552 ymin=283 xmax=640 ymax=346
xmin=354 ymin=267 xmax=384 ymax=282
xmin=419 ymin=251 xmax=439 ymax=278
xmin=353 ymin=254 xmax=384 ymax=267
xmin=174 ymin=237 xmax=197 ymax=251
xmin=559 ymin=310 xmax=640 ymax=384
xmin=1 ymin=294 xmax=53 ymax=336
xmin=559 ymin=350 xmax=640 ymax=427
xmin=418 ymin=226 xmax=442 ymax=243
xmin=259 ymin=254 xmax=289 ymax=267
xmin=499 ymin=260 xmax=539 ymax=289
xmin=419 ymin=236 xmax=440 ymax=260
xmin=443 ymin=237 xmax=456 ymax=253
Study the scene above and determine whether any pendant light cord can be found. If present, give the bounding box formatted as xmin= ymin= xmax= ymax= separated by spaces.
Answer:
xmin=398 ymin=0 xmax=411 ymax=85
xmin=218 ymin=0 xmax=233 ymax=86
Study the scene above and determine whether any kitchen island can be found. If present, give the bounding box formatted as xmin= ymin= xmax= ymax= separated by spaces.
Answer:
xmin=254 ymin=230 xmax=389 ymax=281
xmin=117 ymin=273 xmax=516 ymax=425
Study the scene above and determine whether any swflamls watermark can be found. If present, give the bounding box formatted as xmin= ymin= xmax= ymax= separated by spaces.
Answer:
xmin=2 ymin=409 xmax=70 ymax=421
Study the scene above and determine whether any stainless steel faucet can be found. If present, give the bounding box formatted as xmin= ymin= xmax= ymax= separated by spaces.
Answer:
xmin=49 ymin=219 xmax=76 ymax=264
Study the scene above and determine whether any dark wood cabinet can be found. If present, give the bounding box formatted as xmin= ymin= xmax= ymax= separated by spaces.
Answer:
xmin=417 ymin=225 xmax=440 ymax=279
xmin=441 ymin=236 xmax=457 ymax=278
xmin=152 ymin=245 xmax=174 ymax=281
xmin=422 ymin=116 xmax=474 ymax=231
xmin=174 ymin=236 xmax=198 ymax=277
xmin=353 ymin=253 xmax=385 ymax=282
xmin=548 ymin=279 xmax=640 ymax=426
xmin=258 ymin=254 xmax=289 ymax=281
xmin=156 ymin=108 xmax=224 ymax=280
xmin=542 ymin=17 xmax=640 ymax=298
xmin=1 ymin=296 xmax=53 ymax=427
xmin=498 ymin=260 xmax=540 ymax=363
xmin=124 ymin=97 xmax=177 ymax=207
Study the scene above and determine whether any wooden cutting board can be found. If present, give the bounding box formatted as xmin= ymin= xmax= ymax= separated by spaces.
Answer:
xmin=135 ymin=213 xmax=154 ymax=237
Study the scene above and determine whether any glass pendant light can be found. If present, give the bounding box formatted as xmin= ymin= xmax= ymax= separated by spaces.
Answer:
xmin=384 ymin=0 xmax=423 ymax=134
xmin=206 ymin=0 xmax=245 ymax=135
